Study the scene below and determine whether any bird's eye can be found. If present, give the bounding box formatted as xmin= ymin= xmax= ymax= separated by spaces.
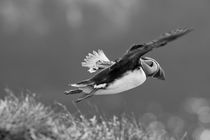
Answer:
xmin=149 ymin=61 xmax=154 ymax=67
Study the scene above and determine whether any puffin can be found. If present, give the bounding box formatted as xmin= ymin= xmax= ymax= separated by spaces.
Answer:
xmin=64 ymin=28 xmax=192 ymax=103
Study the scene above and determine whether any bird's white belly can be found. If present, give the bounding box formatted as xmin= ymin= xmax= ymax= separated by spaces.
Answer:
xmin=96 ymin=68 xmax=146 ymax=95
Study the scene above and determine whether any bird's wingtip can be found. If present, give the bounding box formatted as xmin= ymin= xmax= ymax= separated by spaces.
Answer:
xmin=178 ymin=27 xmax=194 ymax=35
xmin=175 ymin=27 xmax=194 ymax=36
xmin=156 ymin=27 xmax=193 ymax=43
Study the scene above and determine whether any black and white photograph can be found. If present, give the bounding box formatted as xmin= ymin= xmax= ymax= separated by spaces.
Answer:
xmin=0 ymin=0 xmax=209 ymax=140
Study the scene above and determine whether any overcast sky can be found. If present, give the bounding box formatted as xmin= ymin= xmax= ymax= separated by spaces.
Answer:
xmin=1 ymin=0 xmax=210 ymax=138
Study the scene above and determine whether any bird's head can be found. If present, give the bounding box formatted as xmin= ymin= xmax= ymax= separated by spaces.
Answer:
xmin=140 ymin=57 xmax=165 ymax=80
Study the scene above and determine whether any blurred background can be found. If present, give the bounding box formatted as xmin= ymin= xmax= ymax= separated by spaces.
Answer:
xmin=0 ymin=0 xmax=210 ymax=139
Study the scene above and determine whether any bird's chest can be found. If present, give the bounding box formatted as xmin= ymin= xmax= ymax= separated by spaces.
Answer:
xmin=96 ymin=67 xmax=146 ymax=95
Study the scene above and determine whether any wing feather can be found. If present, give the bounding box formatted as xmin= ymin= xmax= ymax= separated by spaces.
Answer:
xmin=125 ymin=28 xmax=193 ymax=58
xmin=82 ymin=49 xmax=114 ymax=73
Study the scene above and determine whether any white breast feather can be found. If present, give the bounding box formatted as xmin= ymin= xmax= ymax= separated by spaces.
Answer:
xmin=95 ymin=67 xmax=146 ymax=95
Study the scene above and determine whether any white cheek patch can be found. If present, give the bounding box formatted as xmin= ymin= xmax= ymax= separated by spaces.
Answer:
xmin=94 ymin=83 xmax=107 ymax=89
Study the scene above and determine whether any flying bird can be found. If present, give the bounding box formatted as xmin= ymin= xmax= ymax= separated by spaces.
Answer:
xmin=65 ymin=28 xmax=192 ymax=103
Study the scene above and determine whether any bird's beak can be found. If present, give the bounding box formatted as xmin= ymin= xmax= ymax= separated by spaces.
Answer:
xmin=153 ymin=66 xmax=165 ymax=80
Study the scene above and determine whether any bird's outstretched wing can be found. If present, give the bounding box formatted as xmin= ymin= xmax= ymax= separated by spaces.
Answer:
xmin=125 ymin=28 xmax=193 ymax=58
xmin=81 ymin=50 xmax=115 ymax=73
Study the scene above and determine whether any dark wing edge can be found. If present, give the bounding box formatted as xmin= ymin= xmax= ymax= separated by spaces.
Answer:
xmin=146 ymin=27 xmax=193 ymax=48
xmin=126 ymin=27 xmax=193 ymax=57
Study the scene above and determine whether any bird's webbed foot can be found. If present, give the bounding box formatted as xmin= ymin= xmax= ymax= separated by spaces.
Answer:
xmin=75 ymin=89 xmax=96 ymax=103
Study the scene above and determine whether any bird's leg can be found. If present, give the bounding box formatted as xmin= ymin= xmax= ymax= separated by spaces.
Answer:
xmin=64 ymin=89 xmax=82 ymax=95
xmin=75 ymin=89 xmax=97 ymax=103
